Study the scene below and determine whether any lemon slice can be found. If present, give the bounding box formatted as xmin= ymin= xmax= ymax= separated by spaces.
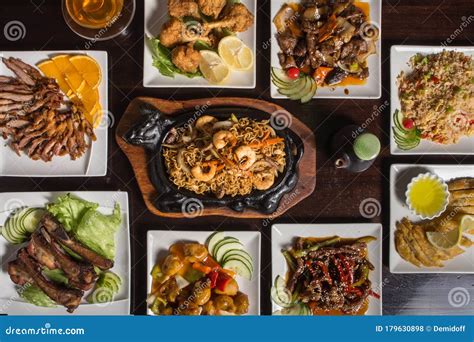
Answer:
xmin=426 ymin=225 xmax=462 ymax=250
xmin=69 ymin=55 xmax=102 ymax=89
xmin=218 ymin=36 xmax=254 ymax=71
xmin=199 ymin=50 xmax=230 ymax=84
xmin=459 ymin=215 xmax=474 ymax=234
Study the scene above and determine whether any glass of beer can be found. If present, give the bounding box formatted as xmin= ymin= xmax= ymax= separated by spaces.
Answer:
xmin=62 ymin=0 xmax=135 ymax=40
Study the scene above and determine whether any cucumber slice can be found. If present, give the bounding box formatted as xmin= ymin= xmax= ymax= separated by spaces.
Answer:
xmin=214 ymin=241 xmax=243 ymax=262
xmin=300 ymin=78 xmax=317 ymax=103
xmin=288 ymin=77 xmax=310 ymax=100
xmin=222 ymin=249 xmax=253 ymax=266
xmin=100 ymin=271 xmax=122 ymax=293
xmin=206 ymin=231 xmax=225 ymax=256
xmin=20 ymin=208 xmax=44 ymax=234
xmin=272 ymin=78 xmax=296 ymax=89
xmin=278 ymin=78 xmax=306 ymax=96
xmin=271 ymin=67 xmax=293 ymax=83
xmin=222 ymin=258 xmax=252 ymax=280
xmin=271 ymin=286 xmax=293 ymax=308
xmin=212 ymin=237 xmax=239 ymax=257
xmin=222 ymin=253 xmax=253 ymax=272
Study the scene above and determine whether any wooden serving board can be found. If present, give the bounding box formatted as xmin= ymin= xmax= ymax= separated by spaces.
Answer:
xmin=116 ymin=97 xmax=316 ymax=218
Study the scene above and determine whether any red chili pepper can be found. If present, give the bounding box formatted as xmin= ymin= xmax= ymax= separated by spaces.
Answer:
xmin=334 ymin=259 xmax=347 ymax=284
xmin=215 ymin=272 xmax=232 ymax=292
xmin=208 ymin=270 xmax=219 ymax=288
xmin=346 ymin=286 xmax=363 ymax=297
xmin=339 ymin=255 xmax=353 ymax=284
xmin=369 ymin=289 xmax=380 ymax=299
xmin=431 ymin=75 xmax=440 ymax=83
xmin=316 ymin=261 xmax=332 ymax=285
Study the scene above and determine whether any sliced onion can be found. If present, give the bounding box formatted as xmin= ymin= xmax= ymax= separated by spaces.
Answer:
xmin=177 ymin=149 xmax=190 ymax=174
xmin=212 ymin=120 xmax=233 ymax=131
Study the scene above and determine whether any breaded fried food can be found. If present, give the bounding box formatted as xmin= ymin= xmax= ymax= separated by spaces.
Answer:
xmin=168 ymin=0 xmax=200 ymax=18
xmin=198 ymin=0 xmax=226 ymax=18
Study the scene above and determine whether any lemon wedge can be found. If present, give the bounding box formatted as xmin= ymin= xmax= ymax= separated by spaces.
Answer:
xmin=218 ymin=36 xmax=254 ymax=71
xmin=69 ymin=55 xmax=102 ymax=89
xmin=199 ymin=50 xmax=230 ymax=84
xmin=459 ymin=215 xmax=474 ymax=234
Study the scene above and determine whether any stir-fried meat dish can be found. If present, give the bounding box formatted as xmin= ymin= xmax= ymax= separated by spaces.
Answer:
xmin=7 ymin=214 xmax=114 ymax=312
xmin=0 ymin=57 xmax=96 ymax=161
xmin=282 ymin=236 xmax=378 ymax=315
xmin=274 ymin=0 xmax=378 ymax=85
xmin=148 ymin=242 xmax=249 ymax=316
xmin=159 ymin=1 xmax=254 ymax=74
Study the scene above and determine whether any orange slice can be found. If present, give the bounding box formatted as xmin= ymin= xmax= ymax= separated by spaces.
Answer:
xmin=51 ymin=55 xmax=86 ymax=92
xmin=69 ymin=55 xmax=102 ymax=89
xmin=37 ymin=60 xmax=73 ymax=97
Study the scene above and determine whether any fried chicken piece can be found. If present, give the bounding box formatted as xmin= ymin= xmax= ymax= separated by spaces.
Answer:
xmin=171 ymin=45 xmax=201 ymax=73
xmin=159 ymin=18 xmax=211 ymax=48
xmin=204 ymin=3 xmax=254 ymax=33
xmin=168 ymin=0 xmax=199 ymax=18
xmin=198 ymin=0 xmax=226 ymax=18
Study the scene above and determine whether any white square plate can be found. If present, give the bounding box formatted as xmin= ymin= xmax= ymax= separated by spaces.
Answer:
xmin=0 ymin=191 xmax=130 ymax=315
xmin=147 ymin=230 xmax=261 ymax=315
xmin=270 ymin=0 xmax=382 ymax=99
xmin=0 ymin=50 xmax=108 ymax=176
xmin=390 ymin=45 xmax=474 ymax=155
xmin=271 ymin=223 xmax=382 ymax=315
xmin=390 ymin=164 xmax=474 ymax=273
xmin=143 ymin=0 xmax=256 ymax=88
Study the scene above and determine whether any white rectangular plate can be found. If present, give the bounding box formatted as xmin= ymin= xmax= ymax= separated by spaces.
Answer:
xmin=270 ymin=0 xmax=381 ymax=99
xmin=147 ymin=230 xmax=261 ymax=315
xmin=271 ymin=223 xmax=382 ymax=315
xmin=0 ymin=191 xmax=130 ymax=315
xmin=143 ymin=0 xmax=256 ymax=88
xmin=390 ymin=164 xmax=474 ymax=273
xmin=0 ymin=50 xmax=108 ymax=176
xmin=390 ymin=45 xmax=474 ymax=155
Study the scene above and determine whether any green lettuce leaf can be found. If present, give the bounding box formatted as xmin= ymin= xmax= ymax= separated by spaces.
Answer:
xmin=46 ymin=194 xmax=98 ymax=231
xmin=148 ymin=37 xmax=202 ymax=79
xmin=19 ymin=284 xmax=57 ymax=307
xmin=74 ymin=203 xmax=122 ymax=260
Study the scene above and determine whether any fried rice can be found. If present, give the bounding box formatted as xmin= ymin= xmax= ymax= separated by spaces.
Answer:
xmin=397 ymin=50 xmax=474 ymax=144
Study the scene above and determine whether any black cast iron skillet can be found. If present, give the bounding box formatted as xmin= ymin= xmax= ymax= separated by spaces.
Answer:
xmin=123 ymin=103 xmax=304 ymax=214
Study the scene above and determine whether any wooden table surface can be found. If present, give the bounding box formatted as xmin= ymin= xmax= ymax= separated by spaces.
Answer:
xmin=1 ymin=0 xmax=473 ymax=315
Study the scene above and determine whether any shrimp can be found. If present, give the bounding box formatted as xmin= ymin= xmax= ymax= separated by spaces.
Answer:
xmin=234 ymin=145 xmax=256 ymax=170
xmin=213 ymin=130 xmax=237 ymax=149
xmin=195 ymin=115 xmax=217 ymax=131
xmin=253 ymin=171 xmax=275 ymax=190
xmin=191 ymin=161 xmax=218 ymax=182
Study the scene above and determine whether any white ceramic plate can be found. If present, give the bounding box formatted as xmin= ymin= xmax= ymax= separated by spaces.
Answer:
xmin=390 ymin=164 xmax=474 ymax=273
xmin=0 ymin=191 xmax=130 ymax=315
xmin=270 ymin=0 xmax=382 ymax=99
xmin=0 ymin=50 xmax=108 ymax=176
xmin=390 ymin=45 xmax=474 ymax=155
xmin=147 ymin=230 xmax=261 ymax=315
xmin=143 ymin=0 xmax=256 ymax=88
xmin=271 ymin=223 xmax=382 ymax=315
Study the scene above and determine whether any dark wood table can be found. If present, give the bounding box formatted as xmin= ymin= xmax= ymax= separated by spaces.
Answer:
xmin=1 ymin=0 xmax=473 ymax=315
